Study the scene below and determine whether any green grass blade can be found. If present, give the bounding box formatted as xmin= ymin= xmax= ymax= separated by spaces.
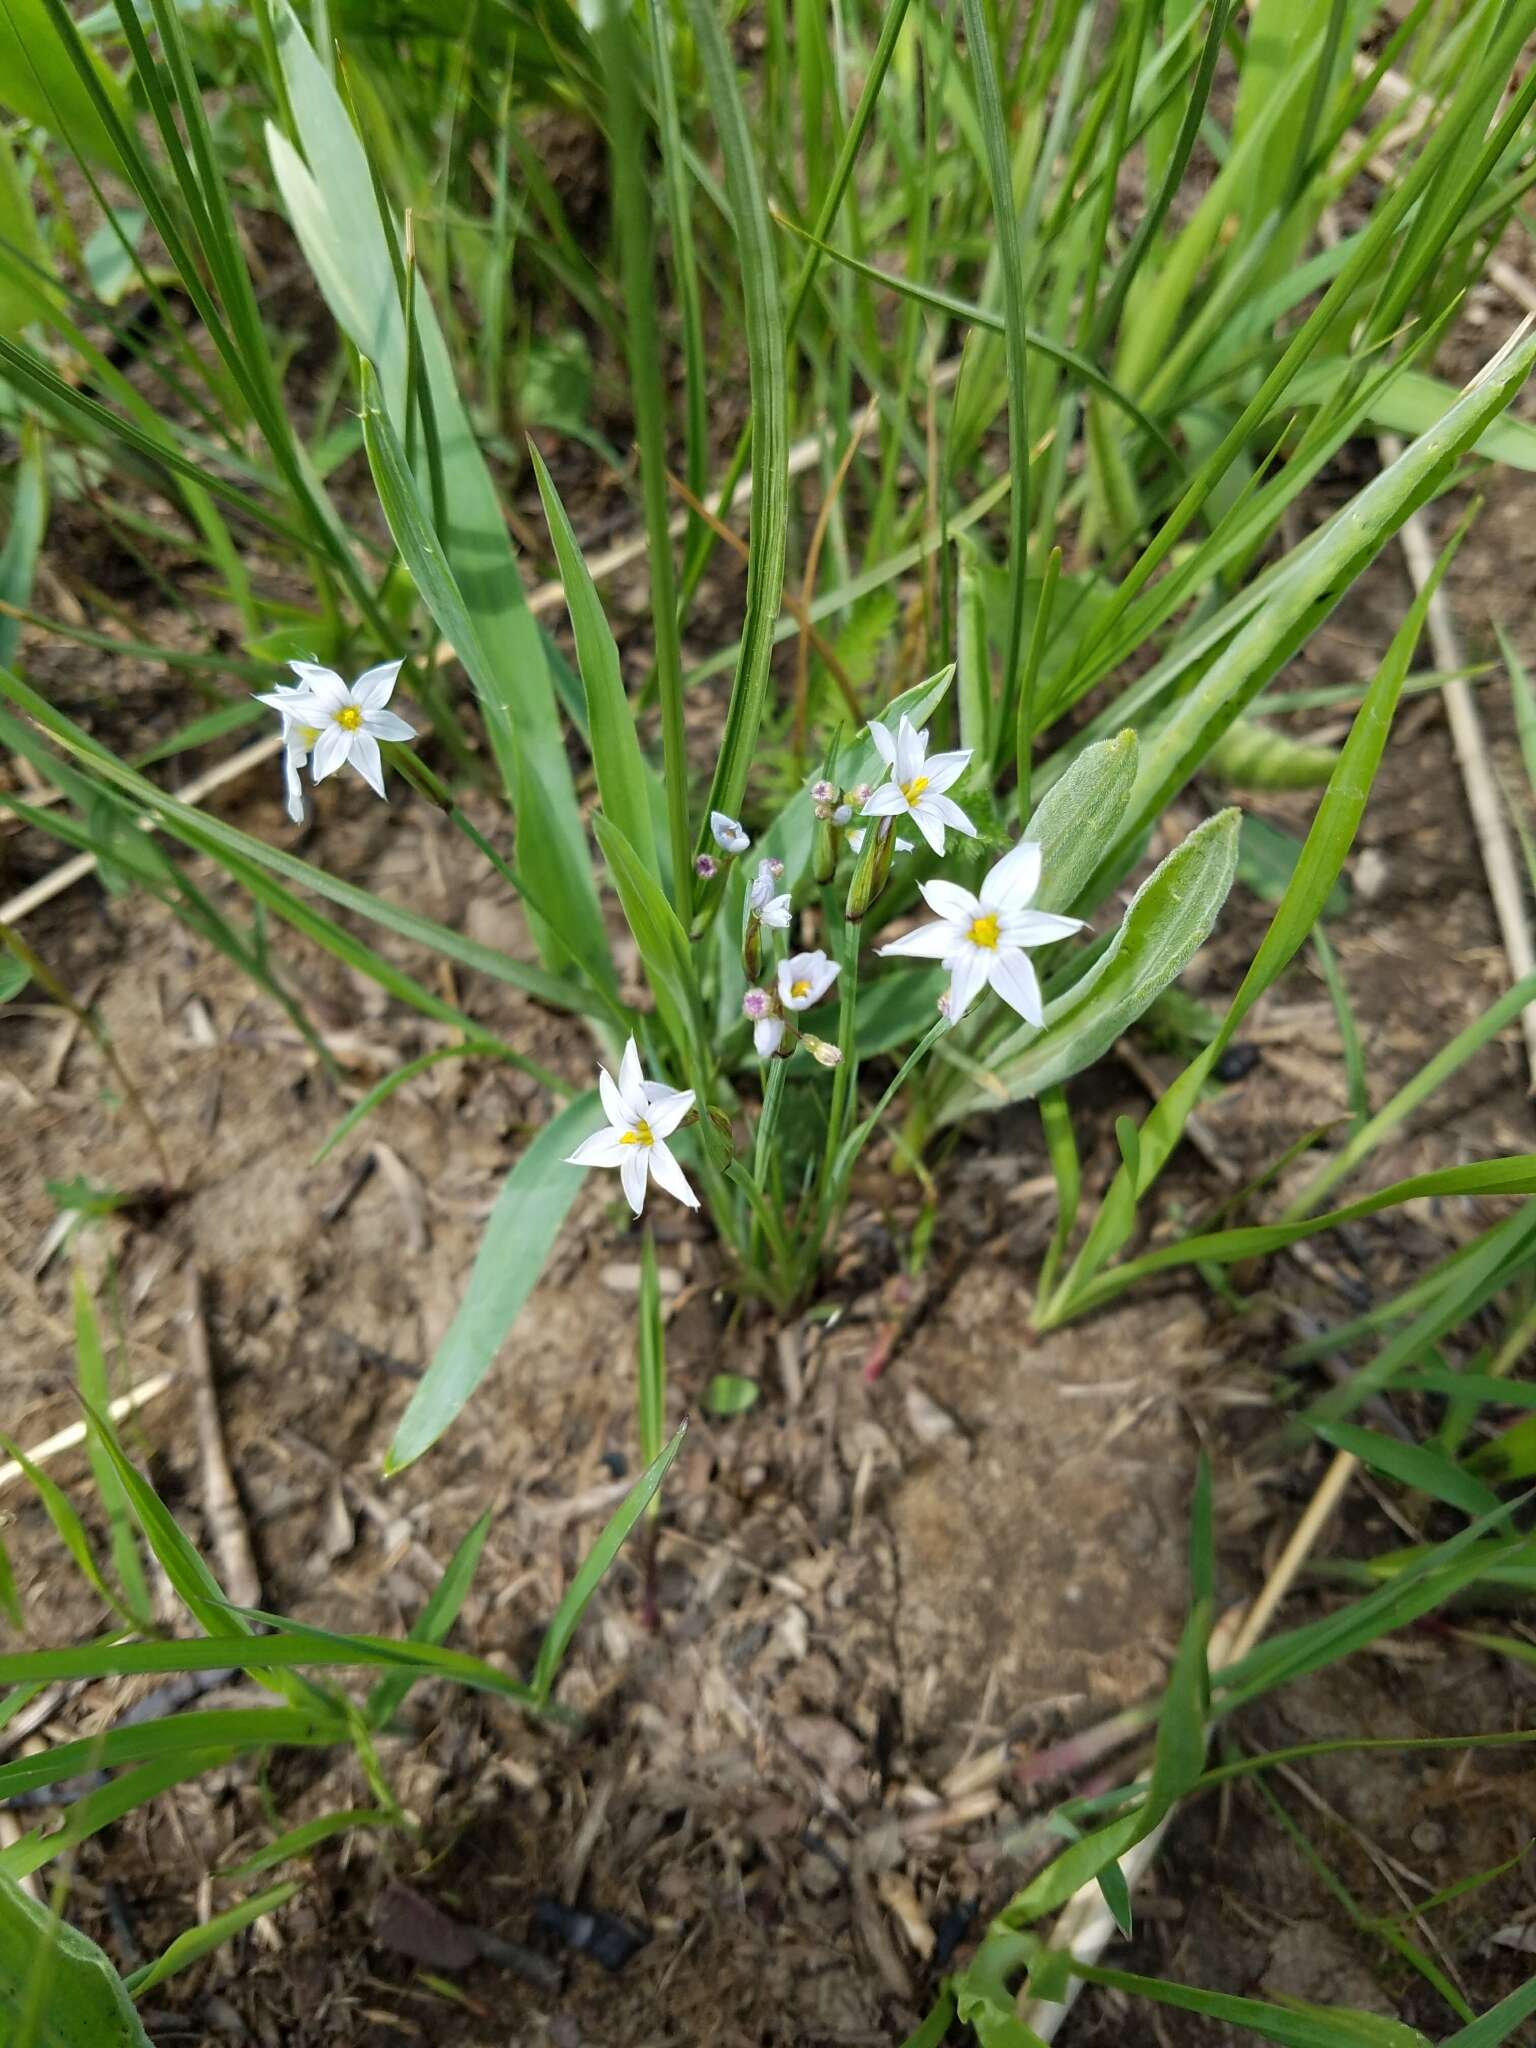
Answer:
xmin=365 ymin=1510 xmax=492 ymax=1726
xmin=530 ymin=1423 xmax=685 ymax=1704
xmin=683 ymin=0 xmax=788 ymax=915
xmin=71 ymin=1268 xmax=150 ymax=1621
xmin=124 ymin=1882 xmax=301 ymax=1999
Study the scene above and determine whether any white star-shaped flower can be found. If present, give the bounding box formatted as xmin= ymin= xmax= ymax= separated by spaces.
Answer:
xmin=876 ymin=840 xmax=1083 ymax=1026
xmin=257 ymin=659 xmax=415 ymax=803
xmin=565 ymin=1037 xmax=699 ymax=1216
xmin=777 ymin=950 xmax=840 ymax=1012
xmin=710 ymin=810 xmax=751 ymax=855
xmin=860 ymin=715 xmax=976 ymax=856
xmin=747 ymin=860 xmax=792 ymax=929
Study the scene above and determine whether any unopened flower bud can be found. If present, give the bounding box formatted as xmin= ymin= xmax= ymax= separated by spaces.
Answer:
xmin=832 ymin=803 xmax=852 ymax=826
xmin=811 ymin=779 xmax=837 ymax=805
xmin=850 ymin=783 xmax=872 ymax=805
xmin=695 ymin=853 xmax=718 ymax=880
xmin=813 ymin=813 xmax=839 ymax=885
xmin=742 ymin=987 xmax=772 ymax=1020
xmin=845 ymin=815 xmax=895 ymax=921
xmin=799 ymin=1033 xmax=843 ymax=1068
xmin=763 ymin=856 xmax=784 ymax=878
xmin=742 ymin=917 xmax=763 ymax=981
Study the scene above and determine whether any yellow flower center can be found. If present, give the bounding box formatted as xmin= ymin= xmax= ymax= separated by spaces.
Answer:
xmin=335 ymin=704 xmax=363 ymax=732
xmin=789 ymin=979 xmax=812 ymax=1000
xmin=620 ymin=1120 xmax=654 ymax=1148
xmin=969 ymin=913 xmax=1000 ymax=951
xmin=900 ymin=774 xmax=929 ymax=804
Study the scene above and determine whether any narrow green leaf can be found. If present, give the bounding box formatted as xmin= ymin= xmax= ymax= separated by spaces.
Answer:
xmin=124 ymin=1882 xmax=300 ymax=1998
xmin=531 ymin=1424 xmax=686 ymax=1703
xmin=386 ymin=1094 xmax=599 ymax=1473
xmin=1312 ymin=1424 xmax=1502 ymax=1520
xmin=365 ymin=1510 xmax=492 ymax=1727
xmin=72 ymin=1268 xmax=150 ymax=1621
xmin=218 ymin=1809 xmax=391 ymax=1883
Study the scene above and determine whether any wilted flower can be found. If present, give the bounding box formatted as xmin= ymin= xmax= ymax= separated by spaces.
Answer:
xmin=710 ymin=811 xmax=751 ymax=855
xmin=877 ymin=841 xmax=1083 ymax=1026
xmin=778 ymin=950 xmax=840 ymax=1012
xmin=861 ymin=715 xmax=975 ymax=856
xmin=258 ymin=680 xmax=321 ymax=824
xmin=799 ymin=1033 xmax=844 ymax=1068
xmin=742 ymin=987 xmax=784 ymax=1058
xmin=258 ymin=659 xmax=415 ymax=803
xmin=565 ymin=1037 xmax=699 ymax=1215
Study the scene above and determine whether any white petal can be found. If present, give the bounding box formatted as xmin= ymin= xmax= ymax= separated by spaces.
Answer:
xmin=846 ymin=830 xmax=866 ymax=853
xmin=364 ymin=709 xmax=417 ymax=743
xmin=353 ymin=658 xmax=405 ymax=709
xmin=982 ymin=840 xmax=1042 ymax=912
xmin=644 ymin=1086 xmax=695 ymax=1140
xmin=867 ymin=719 xmax=897 ymax=770
xmin=347 ymin=730 xmax=387 ymax=800
xmin=988 ymin=947 xmax=1044 ymax=1026
xmin=921 ymin=748 xmax=971 ymax=793
xmin=894 ymin=715 xmax=925 ymax=786
xmin=598 ymin=1064 xmax=628 ymax=1129
xmin=282 ymin=753 xmax=306 ymax=824
xmin=860 ymin=784 xmax=909 ymax=818
xmin=288 ymin=664 xmax=349 ymax=713
xmin=646 ymin=1139 xmax=699 ymax=1210
xmin=910 ymin=804 xmax=948 ymax=856
xmin=618 ymin=1038 xmax=648 ymax=1119
xmin=762 ymin=894 xmax=793 ymax=928
xmin=310 ymin=723 xmax=350 ymax=782
xmin=1002 ymin=908 xmax=1085 ymax=948
xmin=877 ymin=919 xmax=962 ymax=961
xmin=256 ymin=686 xmax=303 ymax=717
xmin=619 ymin=1146 xmax=650 ymax=1215
xmin=755 ymin=1015 xmax=786 ymax=1057
xmin=566 ymin=1127 xmax=630 ymax=1168
xmin=919 ymin=878 xmax=981 ymax=925
xmin=947 ymin=947 xmax=991 ymax=1021
xmin=923 ymin=791 xmax=977 ymax=836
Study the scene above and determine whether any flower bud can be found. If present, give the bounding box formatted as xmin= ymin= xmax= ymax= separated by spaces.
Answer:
xmin=811 ymin=779 xmax=837 ymax=805
xmin=845 ymin=815 xmax=894 ymax=921
xmin=742 ymin=916 xmax=763 ymax=981
xmin=742 ymin=987 xmax=772 ymax=1020
xmin=695 ymin=853 xmax=718 ymax=880
xmin=813 ymin=813 xmax=839 ymax=885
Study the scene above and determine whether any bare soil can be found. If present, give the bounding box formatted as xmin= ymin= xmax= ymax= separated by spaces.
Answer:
xmin=4 ymin=291 xmax=1536 ymax=2048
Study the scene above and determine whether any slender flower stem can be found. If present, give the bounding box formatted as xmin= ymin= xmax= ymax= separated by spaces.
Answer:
xmin=748 ymin=1054 xmax=788 ymax=1275
xmin=817 ymin=905 xmax=861 ymax=1204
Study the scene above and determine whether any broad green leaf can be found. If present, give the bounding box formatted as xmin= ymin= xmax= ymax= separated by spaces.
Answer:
xmin=0 ymin=414 xmax=46 ymax=666
xmin=936 ymin=809 xmax=1241 ymax=1124
xmin=0 ymin=136 xmax=52 ymax=337
xmin=529 ymin=445 xmax=659 ymax=881
xmin=356 ymin=364 xmax=615 ymax=1003
xmin=1020 ymin=727 xmax=1139 ymax=914
xmin=0 ymin=1873 xmax=152 ymax=2047
xmin=0 ymin=0 xmax=131 ymax=169
xmin=1207 ymin=717 xmax=1337 ymax=790
xmin=386 ymin=1093 xmax=599 ymax=1473
xmin=592 ymin=812 xmax=697 ymax=1054
xmin=1284 ymin=360 xmax=1536 ymax=470
xmin=531 ymin=1424 xmax=685 ymax=1702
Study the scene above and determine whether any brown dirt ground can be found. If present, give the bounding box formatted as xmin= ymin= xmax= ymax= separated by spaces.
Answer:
xmin=5 ymin=296 xmax=1536 ymax=2048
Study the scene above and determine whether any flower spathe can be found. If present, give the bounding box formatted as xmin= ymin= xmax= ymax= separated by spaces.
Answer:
xmin=861 ymin=715 xmax=976 ymax=856
xmin=257 ymin=659 xmax=416 ymax=805
xmin=877 ymin=840 xmax=1084 ymax=1027
xmin=777 ymin=949 xmax=840 ymax=1012
xmin=565 ymin=1038 xmax=699 ymax=1216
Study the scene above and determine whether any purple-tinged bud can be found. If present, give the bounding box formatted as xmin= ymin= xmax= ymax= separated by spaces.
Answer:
xmin=742 ymin=988 xmax=772 ymax=1020
xmin=695 ymin=853 xmax=718 ymax=880
xmin=811 ymin=779 xmax=837 ymax=805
